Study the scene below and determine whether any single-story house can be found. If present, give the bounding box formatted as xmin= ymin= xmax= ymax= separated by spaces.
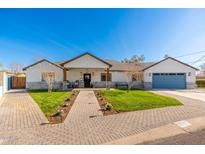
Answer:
xmin=197 ymin=70 xmax=205 ymax=79
xmin=23 ymin=52 xmax=198 ymax=90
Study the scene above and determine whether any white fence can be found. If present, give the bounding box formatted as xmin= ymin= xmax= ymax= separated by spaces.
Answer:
xmin=0 ymin=72 xmax=10 ymax=99
xmin=0 ymin=86 xmax=3 ymax=99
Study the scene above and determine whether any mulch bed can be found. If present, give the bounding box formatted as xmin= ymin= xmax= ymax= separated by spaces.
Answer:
xmin=48 ymin=90 xmax=79 ymax=124
xmin=94 ymin=90 xmax=119 ymax=116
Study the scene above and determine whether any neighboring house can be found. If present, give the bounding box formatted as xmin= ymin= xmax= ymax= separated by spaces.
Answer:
xmin=0 ymin=71 xmax=12 ymax=99
xmin=197 ymin=70 xmax=205 ymax=79
xmin=23 ymin=52 xmax=198 ymax=90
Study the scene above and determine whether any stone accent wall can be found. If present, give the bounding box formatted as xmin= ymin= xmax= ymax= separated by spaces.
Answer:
xmin=144 ymin=82 xmax=152 ymax=90
xmin=130 ymin=81 xmax=144 ymax=89
xmin=26 ymin=81 xmax=195 ymax=90
xmin=26 ymin=82 xmax=63 ymax=90
xmin=186 ymin=82 xmax=197 ymax=89
xmin=92 ymin=82 xmax=116 ymax=88
xmin=27 ymin=81 xmax=144 ymax=90
xmin=92 ymin=81 xmax=144 ymax=89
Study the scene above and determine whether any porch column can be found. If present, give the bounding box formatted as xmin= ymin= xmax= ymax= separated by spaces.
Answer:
xmin=106 ymin=67 xmax=110 ymax=89
xmin=63 ymin=68 xmax=67 ymax=81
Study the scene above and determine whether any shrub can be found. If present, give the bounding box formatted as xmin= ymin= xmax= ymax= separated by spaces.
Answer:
xmin=196 ymin=80 xmax=205 ymax=87
xmin=105 ymin=103 xmax=113 ymax=111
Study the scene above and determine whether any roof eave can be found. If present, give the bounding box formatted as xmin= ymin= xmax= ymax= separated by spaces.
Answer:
xmin=23 ymin=59 xmax=64 ymax=71
xmin=142 ymin=57 xmax=199 ymax=71
xmin=61 ymin=52 xmax=112 ymax=67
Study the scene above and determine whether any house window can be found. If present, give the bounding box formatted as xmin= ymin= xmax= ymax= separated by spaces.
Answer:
xmin=101 ymin=73 xmax=112 ymax=81
xmin=188 ymin=72 xmax=191 ymax=76
xmin=132 ymin=72 xmax=144 ymax=81
xmin=132 ymin=75 xmax=137 ymax=81
xmin=42 ymin=72 xmax=55 ymax=82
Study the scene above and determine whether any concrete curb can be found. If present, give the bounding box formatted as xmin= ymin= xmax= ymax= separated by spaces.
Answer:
xmin=104 ymin=115 xmax=205 ymax=145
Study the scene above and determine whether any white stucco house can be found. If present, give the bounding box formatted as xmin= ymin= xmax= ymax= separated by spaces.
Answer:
xmin=23 ymin=52 xmax=198 ymax=90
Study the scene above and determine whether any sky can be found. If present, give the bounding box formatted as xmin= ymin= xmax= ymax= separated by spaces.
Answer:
xmin=0 ymin=8 xmax=205 ymax=69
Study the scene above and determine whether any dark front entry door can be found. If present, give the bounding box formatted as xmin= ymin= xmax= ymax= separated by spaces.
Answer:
xmin=84 ymin=74 xmax=91 ymax=88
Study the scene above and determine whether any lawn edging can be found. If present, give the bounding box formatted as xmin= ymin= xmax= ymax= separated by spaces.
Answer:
xmin=94 ymin=90 xmax=119 ymax=116
xmin=95 ymin=89 xmax=182 ymax=116
xmin=29 ymin=90 xmax=79 ymax=124
xmin=49 ymin=90 xmax=79 ymax=124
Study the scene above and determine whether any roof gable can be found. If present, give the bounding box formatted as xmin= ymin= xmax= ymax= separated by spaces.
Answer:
xmin=143 ymin=57 xmax=198 ymax=71
xmin=61 ymin=52 xmax=112 ymax=68
xmin=23 ymin=59 xmax=64 ymax=71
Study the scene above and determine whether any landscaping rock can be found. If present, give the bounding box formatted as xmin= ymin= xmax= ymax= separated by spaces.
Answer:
xmin=51 ymin=111 xmax=63 ymax=117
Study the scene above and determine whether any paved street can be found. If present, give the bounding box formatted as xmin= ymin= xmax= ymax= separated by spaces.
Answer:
xmin=1 ymin=89 xmax=205 ymax=144
xmin=144 ymin=128 xmax=205 ymax=145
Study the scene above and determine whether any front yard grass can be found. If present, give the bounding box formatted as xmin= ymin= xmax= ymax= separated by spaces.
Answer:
xmin=29 ymin=90 xmax=72 ymax=117
xmin=99 ymin=90 xmax=182 ymax=112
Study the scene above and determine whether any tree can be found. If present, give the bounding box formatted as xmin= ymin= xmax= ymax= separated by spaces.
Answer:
xmin=10 ymin=62 xmax=24 ymax=74
xmin=121 ymin=55 xmax=145 ymax=64
xmin=200 ymin=63 xmax=205 ymax=75
xmin=200 ymin=63 xmax=205 ymax=70
xmin=125 ymin=69 xmax=143 ymax=91
xmin=121 ymin=54 xmax=145 ymax=91
xmin=42 ymin=72 xmax=55 ymax=92
xmin=0 ymin=63 xmax=3 ymax=70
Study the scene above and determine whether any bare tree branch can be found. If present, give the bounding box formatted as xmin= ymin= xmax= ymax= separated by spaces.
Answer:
xmin=10 ymin=62 xmax=24 ymax=74
xmin=121 ymin=55 xmax=145 ymax=64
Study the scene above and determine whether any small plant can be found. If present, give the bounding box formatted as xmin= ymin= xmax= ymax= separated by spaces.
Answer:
xmin=196 ymin=80 xmax=205 ymax=87
xmin=61 ymin=103 xmax=69 ymax=107
xmin=51 ymin=111 xmax=63 ymax=117
xmin=105 ymin=103 xmax=113 ymax=111
xmin=65 ymin=98 xmax=70 ymax=101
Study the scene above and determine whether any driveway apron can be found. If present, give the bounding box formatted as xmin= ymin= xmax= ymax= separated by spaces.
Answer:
xmin=0 ymin=90 xmax=48 ymax=131
xmin=154 ymin=90 xmax=205 ymax=102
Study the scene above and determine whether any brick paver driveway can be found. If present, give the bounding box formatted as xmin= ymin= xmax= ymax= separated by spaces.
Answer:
xmin=1 ymin=90 xmax=205 ymax=144
xmin=153 ymin=90 xmax=205 ymax=102
xmin=0 ymin=90 xmax=48 ymax=132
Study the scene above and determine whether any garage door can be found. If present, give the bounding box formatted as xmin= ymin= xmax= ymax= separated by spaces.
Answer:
xmin=152 ymin=73 xmax=186 ymax=89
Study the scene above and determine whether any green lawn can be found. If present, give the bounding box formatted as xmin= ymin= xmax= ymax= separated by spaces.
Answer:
xmin=99 ymin=90 xmax=182 ymax=112
xmin=29 ymin=90 xmax=72 ymax=117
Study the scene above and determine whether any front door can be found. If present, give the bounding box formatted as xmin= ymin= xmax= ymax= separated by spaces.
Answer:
xmin=84 ymin=74 xmax=91 ymax=88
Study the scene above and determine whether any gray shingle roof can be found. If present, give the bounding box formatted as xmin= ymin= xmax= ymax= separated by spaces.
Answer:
xmin=56 ymin=59 xmax=155 ymax=71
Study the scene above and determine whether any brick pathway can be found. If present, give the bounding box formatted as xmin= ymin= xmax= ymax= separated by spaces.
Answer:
xmin=64 ymin=90 xmax=103 ymax=123
xmin=1 ymin=90 xmax=205 ymax=144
